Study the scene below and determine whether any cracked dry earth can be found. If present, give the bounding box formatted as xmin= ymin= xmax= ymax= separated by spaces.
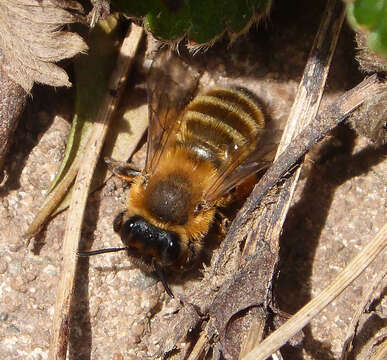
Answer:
xmin=0 ymin=1 xmax=386 ymax=359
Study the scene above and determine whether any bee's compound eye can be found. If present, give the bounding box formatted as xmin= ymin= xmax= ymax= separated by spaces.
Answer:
xmin=120 ymin=216 xmax=138 ymax=240
xmin=162 ymin=232 xmax=181 ymax=265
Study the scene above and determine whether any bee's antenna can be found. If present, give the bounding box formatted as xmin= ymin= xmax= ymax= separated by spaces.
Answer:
xmin=77 ymin=247 xmax=130 ymax=257
xmin=152 ymin=260 xmax=174 ymax=298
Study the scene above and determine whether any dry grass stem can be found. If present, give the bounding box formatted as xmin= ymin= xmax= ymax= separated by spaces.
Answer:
xmin=186 ymin=323 xmax=213 ymax=360
xmin=276 ymin=0 xmax=345 ymax=153
xmin=48 ymin=23 xmax=143 ymax=360
xmin=241 ymin=222 xmax=387 ymax=360
xmin=238 ymin=318 xmax=265 ymax=360
xmin=370 ymin=338 xmax=387 ymax=360
xmin=341 ymin=265 xmax=386 ymax=359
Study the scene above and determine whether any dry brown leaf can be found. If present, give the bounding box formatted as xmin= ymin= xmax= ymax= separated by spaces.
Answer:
xmin=0 ymin=0 xmax=88 ymax=92
xmin=0 ymin=49 xmax=27 ymax=176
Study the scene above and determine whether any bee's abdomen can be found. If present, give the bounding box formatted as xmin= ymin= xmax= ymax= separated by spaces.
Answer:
xmin=179 ymin=88 xmax=265 ymax=168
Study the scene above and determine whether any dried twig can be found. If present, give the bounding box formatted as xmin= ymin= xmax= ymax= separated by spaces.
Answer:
xmin=341 ymin=263 xmax=386 ymax=360
xmin=186 ymin=323 xmax=213 ymax=360
xmin=241 ymin=222 xmax=387 ymax=360
xmin=48 ymin=24 xmax=143 ymax=360
xmin=238 ymin=318 xmax=265 ymax=360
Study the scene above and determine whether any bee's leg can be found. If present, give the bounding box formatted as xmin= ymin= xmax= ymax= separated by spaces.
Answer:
xmin=152 ymin=259 xmax=174 ymax=298
xmin=104 ymin=157 xmax=141 ymax=182
xmin=215 ymin=210 xmax=231 ymax=236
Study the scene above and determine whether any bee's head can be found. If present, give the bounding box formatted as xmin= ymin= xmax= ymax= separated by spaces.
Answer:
xmin=113 ymin=212 xmax=181 ymax=267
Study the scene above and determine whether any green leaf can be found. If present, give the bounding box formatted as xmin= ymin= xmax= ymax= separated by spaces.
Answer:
xmin=111 ymin=0 xmax=272 ymax=45
xmin=145 ymin=2 xmax=191 ymax=41
xmin=348 ymin=0 xmax=387 ymax=57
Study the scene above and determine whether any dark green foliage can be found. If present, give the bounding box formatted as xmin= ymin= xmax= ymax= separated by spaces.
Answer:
xmin=348 ymin=0 xmax=387 ymax=57
xmin=112 ymin=0 xmax=271 ymax=45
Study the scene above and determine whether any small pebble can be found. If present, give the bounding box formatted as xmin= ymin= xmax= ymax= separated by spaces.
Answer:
xmin=0 ymin=259 xmax=8 ymax=274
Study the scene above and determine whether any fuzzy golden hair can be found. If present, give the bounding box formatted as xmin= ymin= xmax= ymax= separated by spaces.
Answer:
xmin=126 ymin=146 xmax=222 ymax=267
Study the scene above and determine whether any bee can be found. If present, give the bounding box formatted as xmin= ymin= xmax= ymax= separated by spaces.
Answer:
xmin=79 ymin=51 xmax=276 ymax=296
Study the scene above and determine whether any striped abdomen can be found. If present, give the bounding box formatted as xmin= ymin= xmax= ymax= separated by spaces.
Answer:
xmin=177 ymin=88 xmax=265 ymax=169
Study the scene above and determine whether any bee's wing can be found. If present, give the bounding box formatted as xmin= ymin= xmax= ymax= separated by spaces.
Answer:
xmin=145 ymin=50 xmax=201 ymax=175
xmin=203 ymin=129 xmax=280 ymax=204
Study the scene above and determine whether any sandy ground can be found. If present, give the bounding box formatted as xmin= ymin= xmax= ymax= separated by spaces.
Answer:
xmin=0 ymin=0 xmax=386 ymax=359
